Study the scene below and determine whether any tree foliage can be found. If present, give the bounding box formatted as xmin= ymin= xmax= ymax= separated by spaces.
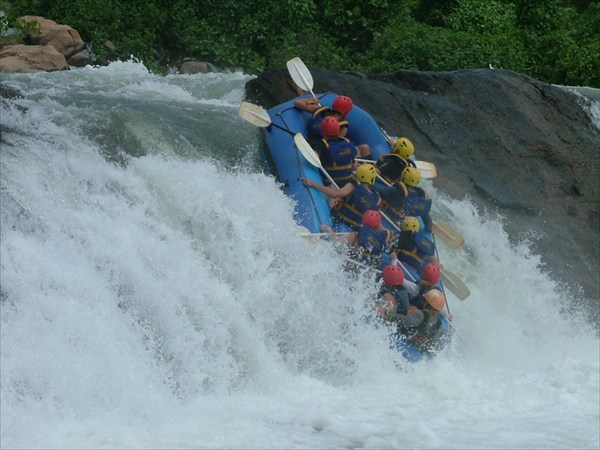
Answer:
xmin=3 ymin=0 xmax=598 ymax=86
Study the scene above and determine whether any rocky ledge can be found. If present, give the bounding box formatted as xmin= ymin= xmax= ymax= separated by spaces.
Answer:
xmin=245 ymin=68 xmax=599 ymax=321
xmin=0 ymin=14 xmax=212 ymax=74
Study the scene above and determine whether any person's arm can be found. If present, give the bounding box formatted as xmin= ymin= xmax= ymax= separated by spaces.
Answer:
xmin=402 ymin=279 xmax=419 ymax=297
xmin=294 ymin=98 xmax=320 ymax=113
xmin=377 ymin=292 xmax=397 ymax=316
xmin=320 ymin=225 xmax=357 ymax=245
xmin=387 ymin=308 xmax=424 ymax=328
xmin=303 ymin=178 xmax=354 ymax=199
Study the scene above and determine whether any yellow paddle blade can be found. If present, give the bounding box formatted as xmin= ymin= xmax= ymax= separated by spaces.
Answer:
xmin=415 ymin=160 xmax=437 ymax=179
xmin=440 ymin=269 xmax=470 ymax=300
xmin=432 ymin=221 xmax=465 ymax=249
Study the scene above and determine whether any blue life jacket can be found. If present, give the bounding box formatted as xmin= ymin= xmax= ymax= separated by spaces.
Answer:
xmin=321 ymin=137 xmax=357 ymax=185
xmin=404 ymin=186 xmax=432 ymax=217
xmin=356 ymin=225 xmax=390 ymax=264
xmin=395 ymin=232 xmax=435 ymax=273
xmin=378 ymin=182 xmax=409 ymax=225
xmin=334 ymin=181 xmax=381 ymax=229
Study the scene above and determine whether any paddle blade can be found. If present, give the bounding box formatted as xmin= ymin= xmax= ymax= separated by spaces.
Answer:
xmin=238 ymin=102 xmax=272 ymax=127
xmin=415 ymin=160 xmax=437 ymax=179
xmin=286 ymin=57 xmax=314 ymax=92
xmin=293 ymin=133 xmax=322 ymax=169
xmin=440 ymin=269 xmax=470 ymax=300
xmin=432 ymin=221 xmax=465 ymax=249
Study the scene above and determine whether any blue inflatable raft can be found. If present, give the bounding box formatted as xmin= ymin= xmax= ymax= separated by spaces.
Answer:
xmin=257 ymin=93 xmax=451 ymax=362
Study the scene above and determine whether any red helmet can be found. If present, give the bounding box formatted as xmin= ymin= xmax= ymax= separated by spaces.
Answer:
xmin=382 ymin=265 xmax=404 ymax=287
xmin=362 ymin=210 xmax=381 ymax=230
xmin=332 ymin=95 xmax=353 ymax=116
xmin=421 ymin=263 xmax=441 ymax=285
xmin=320 ymin=116 xmax=340 ymax=137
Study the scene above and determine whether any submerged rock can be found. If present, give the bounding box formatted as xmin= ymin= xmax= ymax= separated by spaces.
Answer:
xmin=245 ymin=67 xmax=600 ymax=321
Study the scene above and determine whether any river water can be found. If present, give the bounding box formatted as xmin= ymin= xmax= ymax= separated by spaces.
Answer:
xmin=1 ymin=61 xmax=598 ymax=449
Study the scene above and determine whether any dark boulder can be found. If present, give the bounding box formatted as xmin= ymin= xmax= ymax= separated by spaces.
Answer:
xmin=245 ymin=67 xmax=599 ymax=321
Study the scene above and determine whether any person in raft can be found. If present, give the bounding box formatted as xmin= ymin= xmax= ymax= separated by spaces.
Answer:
xmin=313 ymin=116 xmax=358 ymax=188
xmin=302 ymin=163 xmax=381 ymax=230
xmin=378 ymin=285 xmax=448 ymax=353
xmin=391 ymin=216 xmax=439 ymax=274
xmin=321 ymin=209 xmax=393 ymax=270
xmin=295 ymin=94 xmax=372 ymax=159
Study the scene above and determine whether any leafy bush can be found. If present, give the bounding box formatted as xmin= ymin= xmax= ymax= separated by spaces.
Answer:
xmin=2 ymin=0 xmax=597 ymax=86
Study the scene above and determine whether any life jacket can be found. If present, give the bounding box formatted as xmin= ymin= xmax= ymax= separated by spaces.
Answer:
xmin=307 ymin=106 xmax=349 ymax=138
xmin=403 ymin=186 xmax=432 ymax=217
xmin=410 ymin=283 xmax=436 ymax=310
xmin=349 ymin=225 xmax=391 ymax=266
xmin=321 ymin=137 xmax=357 ymax=185
xmin=379 ymin=182 xmax=409 ymax=225
xmin=394 ymin=232 xmax=435 ymax=273
xmin=380 ymin=285 xmax=410 ymax=315
xmin=334 ymin=181 xmax=381 ymax=229
xmin=406 ymin=310 xmax=444 ymax=353
xmin=377 ymin=154 xmax=409 ymax=184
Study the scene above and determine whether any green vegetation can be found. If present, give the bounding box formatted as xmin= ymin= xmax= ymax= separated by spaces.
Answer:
xmin=2 ymin=0 xmax=598 ymax=86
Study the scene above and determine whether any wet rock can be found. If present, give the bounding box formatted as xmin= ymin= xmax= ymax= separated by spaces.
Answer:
xmin=245 ymin=67 xmax=600 ymax=319
xmin=19 ymin=15 xmax=84 ymax=58
xmin=0 ymin=44 xmax=69 ymax=73
xmin=179 ymin=60 xmax=213 ymax=74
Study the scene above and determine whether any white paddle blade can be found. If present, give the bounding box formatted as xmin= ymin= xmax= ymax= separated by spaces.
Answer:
xmin=440 ymin=269 xmax=470 ymax=300
xmin=432 ymin=221 xmax=465 ymax=249
xmin=293 ymin=133 xmax=322 ymax=168
xmin=286 ymin=57 xmax=314 ymax=92
xmin=238 ymin=102 xmax=272 ymax=127
xmin=415 ymin=160 xmax=437 ymax=179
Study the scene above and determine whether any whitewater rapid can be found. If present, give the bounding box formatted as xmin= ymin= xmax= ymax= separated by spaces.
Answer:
xmin=1 ymin=61 xmax=598 ymax=449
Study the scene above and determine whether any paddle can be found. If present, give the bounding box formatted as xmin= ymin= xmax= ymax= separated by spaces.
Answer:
xmin=295 ymin=225 xmax=352 ymax=238
xmin=286 ymin=57 xmax=438 ymax=180
xmin=432 ymin=221 xmax=464 ymax=250
xmin=238 ymin=101 xmax=294 ymax=134
xmin=294 ymin=133 xmax=403 ymax=233
xmin=439 ymin=268 xmax=470 ymax=301
xmin=286 ymin=57 xmax=319 ymax=103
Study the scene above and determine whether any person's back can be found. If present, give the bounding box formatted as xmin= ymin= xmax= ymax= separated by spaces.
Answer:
xmin=391 ymin=216 xmax=436 ymax=273
xmin=350 ymin=210 xmax=392 ymax=268
xmin=296 ymin=95 xmax=372 ymax=159
xmin=314 ymin=116 xmax=357 ymax=187
xmin=333 ymin=164 xmax=381 ymax=229
xmin=377 ymin=265 xmax=410 ymax=318
xmin=376 ymin=138 xmax=416 ymax=184
xmin=383 ymin=287 xmax=446 ymax=353
xmin=400 ymin=167 xmax=433 ymax=232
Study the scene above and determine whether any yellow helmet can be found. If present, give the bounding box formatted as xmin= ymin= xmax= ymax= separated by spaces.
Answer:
xmin=393 ymin=137 xmax=414 ymax=160
xmin=401 ymin=166 xmax=421 ymax=187
xmin=355 ymin=163 xmax=377 ymax=185
xmin=423 ymin=288 xmax=445 ymax=311
xmin=401 ymin=216 xmax=420 ymax=232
